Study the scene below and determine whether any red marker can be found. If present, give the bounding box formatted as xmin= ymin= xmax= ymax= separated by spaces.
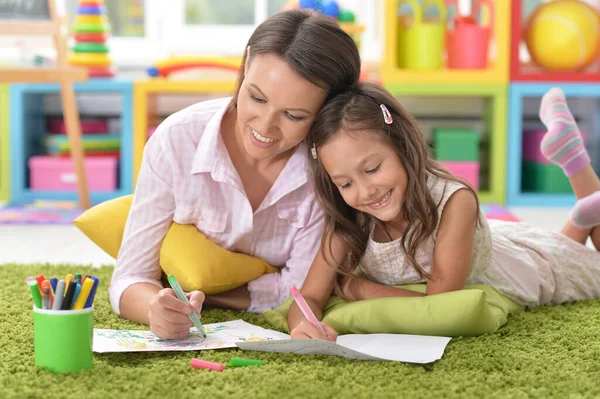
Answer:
xmin=190 ymin=358 xmax=224 ymax=372
xmin=35 ymin=274 xmax=45 ymax=290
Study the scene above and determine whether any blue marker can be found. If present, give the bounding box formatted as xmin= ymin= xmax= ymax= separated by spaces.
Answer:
xmin=84 ymin=277 xmax=100 ymax=308
xmin=49 ymin=277 xmax=58 ymax=293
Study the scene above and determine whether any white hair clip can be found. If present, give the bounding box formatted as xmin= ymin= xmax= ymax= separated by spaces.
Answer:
xmin=311 ymin=143 xmax=317 ymax=160
xmin=380 ymin=104 xmax=393 ymax=124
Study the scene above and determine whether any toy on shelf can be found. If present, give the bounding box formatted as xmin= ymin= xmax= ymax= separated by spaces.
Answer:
xmin=511 ymin=0 xmax=600 ymax=81
xmin=44 ymin=115 xmax=119 ymax=158
xmin=446 ymin=0 xmax=494 ymax=69
xmin=382 ymin=0 xmax=511 ymax=85
xmin=434 ymin=128 xmax=480 ymax=191
xmin=397 ymin=0 xmax=446 ymax=70
xmin=146 ymin=57 xmax=240 ymax=78
xmin=525 ymin=0 xmax=599 ymax=72
xmin=29 ymin=156 xmax=118 ymax=192
xmin=68 ymin=0 xmax=115 ymax=78
xmin=283 ymin=0 xmax=365 ymax=48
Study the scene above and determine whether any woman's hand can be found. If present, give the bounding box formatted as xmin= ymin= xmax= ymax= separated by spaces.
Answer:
xmin=290 ymin=320 xmax=338 ymax=342
xmin=148 ymin=288 xmax=205 ymax=339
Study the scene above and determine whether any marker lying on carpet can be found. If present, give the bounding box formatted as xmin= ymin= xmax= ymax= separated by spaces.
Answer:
xmin=167 ymin=274 xmax=206 ymax=338
xmin=190 ymin=358 xmax=224 ymax=372
xmin=229 ymin=357 xmax=264 ymax=367
xmin=290 ymin=286 xmax=328 ymax=337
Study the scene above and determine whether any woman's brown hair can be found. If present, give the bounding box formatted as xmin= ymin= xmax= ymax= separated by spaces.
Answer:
xmin=228 ymin=9 xmax=361 ymax=111
xmin=308 ymin=82 xmax=481 ymax=299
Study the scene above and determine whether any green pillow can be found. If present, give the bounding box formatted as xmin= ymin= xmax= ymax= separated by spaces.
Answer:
xmin=263 ymin=284 xmax=524 ymax=337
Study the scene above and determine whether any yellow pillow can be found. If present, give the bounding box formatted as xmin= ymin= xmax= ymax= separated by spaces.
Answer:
xmin=73 ymin=195 xmax=279 ymax=294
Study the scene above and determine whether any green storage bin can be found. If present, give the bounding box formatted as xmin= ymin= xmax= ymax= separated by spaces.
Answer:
xmin=522 ymin=161 xmax=571 ymax=194
xmin=434 ymin=128 xmax=479 ymax=161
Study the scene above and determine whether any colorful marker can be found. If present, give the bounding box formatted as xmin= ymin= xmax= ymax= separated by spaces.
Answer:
xmin=65 ymin=273 xmax=74 ymax=286
xmin=167 ymin=274 xmax=206 ymax=338
xmin=41 ymin=280 xmax=54 ymax=308
xmin=28 ymin=280 xmax=42 ymax=309
xmin=61 ymin=280 xmax=77 ymax=310
xmin=84 ymin=277 xmax=100 ymax=308
xmin=73 ymin=278 xmax=94 ymax=310
xmin=290 ymin=286 xmax=328 ymax=337
xmin=35 ymin=274 xmax=45 ymax=291
xmin=52 ymin=280 xmax=66 ymax=310
xmin=190 ymin=358 xmax=224 ymax=372
xmin=41 ymin=286 xmax=51 ymax=310
xmin=49 ymin=277 xmax=58 ymax=293
xmin=229 ymin=357 xmax=264 ymax=367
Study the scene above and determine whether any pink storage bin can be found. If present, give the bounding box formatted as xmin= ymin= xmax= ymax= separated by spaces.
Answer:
xmin=148 ymin=127 xmax=157 ymax=138
xmin=523 ymin=129 xmax=587 ymax=164
xmin=47 ymin=118 xmax=109 ymax=135
xmin=440 ymin=161 xmax=480 ymax=191
xmin=29 ymin=156 xmax=118 ymax=192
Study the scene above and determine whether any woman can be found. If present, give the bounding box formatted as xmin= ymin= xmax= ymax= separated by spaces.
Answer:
xmin=110 ymin=9 xmax=361 ymax=339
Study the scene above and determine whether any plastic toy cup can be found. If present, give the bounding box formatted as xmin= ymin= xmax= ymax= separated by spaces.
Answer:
xmin=397 ymin=0 xmax=446 ymax=70
xmin=33 ymin=307 xmax=94 ymax=374
xmin=446 ymin=0 xmax=494 ymax=69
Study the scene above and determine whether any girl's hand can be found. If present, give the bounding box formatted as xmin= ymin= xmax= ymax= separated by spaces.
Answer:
xmin=148 ymin=288 xmax=205 ymax=339
xmin=290 ymin=320 xmax=338 ymax=342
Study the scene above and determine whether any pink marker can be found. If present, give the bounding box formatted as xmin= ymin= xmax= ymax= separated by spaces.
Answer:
xmin=190 ymin=358 xmax=224 ymax=372
xmin=290 ymin=286 xmax=328 ymax=337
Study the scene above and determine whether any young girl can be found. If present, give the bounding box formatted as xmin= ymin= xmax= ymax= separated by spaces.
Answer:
xmin=288 ymin=83 xmax=600 ymax=341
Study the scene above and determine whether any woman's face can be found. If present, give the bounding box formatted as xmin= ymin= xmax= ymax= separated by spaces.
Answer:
xmin=236 ymin=53 xmax=328 ymax=161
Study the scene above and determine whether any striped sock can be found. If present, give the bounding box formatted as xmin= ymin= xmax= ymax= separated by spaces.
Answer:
xmin=569 ymin=191 xmax=600 ymax=229
xmin=539 ymin=87 xmax=590 ymax=177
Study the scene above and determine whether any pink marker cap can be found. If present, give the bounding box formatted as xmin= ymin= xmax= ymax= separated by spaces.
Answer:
xmin=190 ymin=358 xmax=224 ymax=372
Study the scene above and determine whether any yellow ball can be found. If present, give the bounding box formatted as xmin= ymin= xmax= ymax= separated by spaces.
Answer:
xmin=525 ymin=0 xmax=600 ymax=71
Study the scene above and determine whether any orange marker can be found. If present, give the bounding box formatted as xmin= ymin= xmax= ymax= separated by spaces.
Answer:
xmin=41 ymin=280 xmax=54 ymax=308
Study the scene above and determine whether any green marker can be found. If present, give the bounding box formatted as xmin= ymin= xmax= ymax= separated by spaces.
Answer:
xmin=229 ymin=357 xmax=264 ymax=367
xmin=167 ymin=274 xmax=206 ymax=338
xmin=28 ymin=280 xmax=42 ymax=309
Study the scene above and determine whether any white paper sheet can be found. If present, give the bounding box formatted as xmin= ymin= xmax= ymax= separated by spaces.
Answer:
xmin=93 ymin=320 xmax=284 ymax=353
xmin=93 ymin=319 xmax=451 ymax=363
xmin=236 ymin=333 xmax=452 ymax=364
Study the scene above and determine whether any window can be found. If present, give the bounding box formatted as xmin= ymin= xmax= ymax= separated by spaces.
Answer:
xmin=0 ymin=1 xmax=382 ymax=68
xmin=158 ymin=0 xmax=290 ymax=56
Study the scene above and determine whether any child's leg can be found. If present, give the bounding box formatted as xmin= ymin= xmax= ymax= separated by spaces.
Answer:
xmin=560 ymin=188 xmax=600 ymax=249
xmin=567 ymin=190 xmax=600 ymax=251
xmin=540 ymin=88 xmax=600 ymax=248
xmin=560 ymin=222 xmax=591 ymax=246
xmin=539 ymin=87 xmax=591 ymax=181
xmin=592 ymin=226 xmax=600 ymax=251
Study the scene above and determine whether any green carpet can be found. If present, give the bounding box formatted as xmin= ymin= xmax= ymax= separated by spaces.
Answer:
xmin=2 ymin=264 xmax=600 ymax=399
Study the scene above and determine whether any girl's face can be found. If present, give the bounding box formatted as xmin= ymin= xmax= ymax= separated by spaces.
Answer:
xmin=319 ymin=130 xmax=409 ymax=223
xmin=236 ymin=53 xmax=328 ymax=161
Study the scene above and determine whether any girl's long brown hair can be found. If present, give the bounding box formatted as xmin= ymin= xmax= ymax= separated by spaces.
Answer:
xmin=308 ymin=82 xmax=481 ymax=299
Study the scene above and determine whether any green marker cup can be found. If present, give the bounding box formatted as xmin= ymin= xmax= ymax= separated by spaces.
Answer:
xmin=33 ymin=307 xmax=94 ymax=374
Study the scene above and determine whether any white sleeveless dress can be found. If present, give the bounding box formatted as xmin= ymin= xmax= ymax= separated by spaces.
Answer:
xmin=359 ymin=174 xmax=600 ymax=307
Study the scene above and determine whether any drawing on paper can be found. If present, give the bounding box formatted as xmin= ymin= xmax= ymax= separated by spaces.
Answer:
xmin=93 ymin=319 xmax=284 ymax=353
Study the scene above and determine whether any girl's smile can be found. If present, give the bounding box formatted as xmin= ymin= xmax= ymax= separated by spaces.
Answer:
xmin=319 ymin=129 xmax=409 ymax=223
